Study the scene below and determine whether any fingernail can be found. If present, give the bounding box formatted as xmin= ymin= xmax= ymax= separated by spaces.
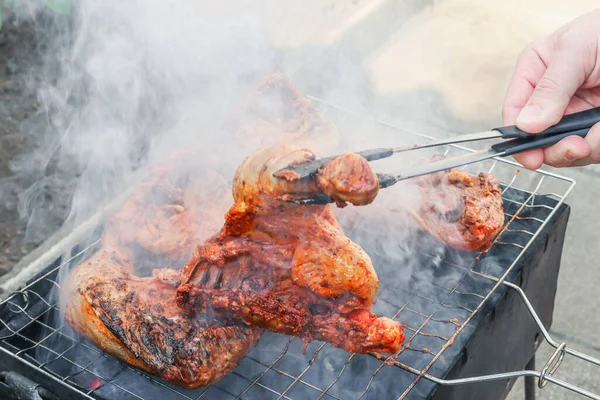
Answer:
xmin=516 ymin=105 xmax=543 ymax=125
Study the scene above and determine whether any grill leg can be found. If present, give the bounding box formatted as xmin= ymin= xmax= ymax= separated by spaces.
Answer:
xmin=525 ymin=355 xmax=536 ymax=400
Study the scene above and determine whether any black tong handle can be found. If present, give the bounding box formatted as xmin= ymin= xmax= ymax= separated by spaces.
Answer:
xmin=494 ymin=106 xmax=600 ymax=138
xmin=279 ymin=106 xmax=600 ymax=180
xmin=492 ymin=128 xmax=590 ymax=156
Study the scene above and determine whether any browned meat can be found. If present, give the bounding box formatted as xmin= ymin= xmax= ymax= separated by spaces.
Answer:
xmin=407 ymin=169 xmax=504 ymax=251
xmin=274 ymin=150 xmax=503 ymax=251
xmin=316 ymin=153 xmax=380 ymax=207
xmin=61 ymin=169 xmax=261 ymax=389
xmin=176 ymin=144 xmax=405 ymax=354
xmin=62 ymin=252 xmax=260 ymax=388
xmin=60 ymin=72 xmax=350 ymax=389
xmin=272 ymin=151 xmax=380 ymax=208
xmin=61 ymin=69 xmax=504 ymax=390
xmin=101 ymin=163 xmax=233 ymax=261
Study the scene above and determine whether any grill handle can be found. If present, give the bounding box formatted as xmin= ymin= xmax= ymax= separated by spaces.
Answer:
xmin=0 ymin=371 xmax=59 ymax=400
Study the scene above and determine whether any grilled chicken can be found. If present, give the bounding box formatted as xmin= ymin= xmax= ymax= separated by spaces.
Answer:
xmin=101 ymin=165 xmax=231 ymax=261
xmin=61 ymin=168 xmax=261 ymax=389
xmin=176 ymin=144 xmax=405 ymax=354
xmin=315 ymin=153 xmax=380 ymax=207
xmin=408 ymin=169 xmax=504 ymax=251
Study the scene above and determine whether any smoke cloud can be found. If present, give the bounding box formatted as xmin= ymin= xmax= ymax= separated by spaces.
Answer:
xmin=8 ymin=0 xmax=453 ymax=274
xmin=12 ymin=1 xmax=278 ymax=238
xmin=8 ymin=1 xmax=481 ymax=397
xmin=5 ymin=0 xmax=472 ymax=328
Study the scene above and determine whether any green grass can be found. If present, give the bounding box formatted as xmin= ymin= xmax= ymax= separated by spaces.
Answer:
xmin=0 ymin=0 xmax=72 ymax=30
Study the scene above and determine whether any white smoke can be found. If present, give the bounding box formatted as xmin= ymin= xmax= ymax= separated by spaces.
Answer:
xmin=7 ymin=2 xmax=487 ymax=397
xmin=9 ymin=0 xmax=456 ymax=269
xmin=3 ymin=0 xmax=473 ymax=321
xmin=12 ymin=0 xmax=278 ymax=240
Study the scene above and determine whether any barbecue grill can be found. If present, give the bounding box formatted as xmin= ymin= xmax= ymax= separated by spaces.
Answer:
xmin=0 ymin=96 xmax=597 ymax=400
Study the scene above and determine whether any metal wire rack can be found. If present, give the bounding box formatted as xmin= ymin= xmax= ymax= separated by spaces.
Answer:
xmin=0 ymin=96 xmax=598 ymax=400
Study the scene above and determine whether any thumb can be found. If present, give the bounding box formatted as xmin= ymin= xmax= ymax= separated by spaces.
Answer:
xmin=516 ymin=45 xmax=587 ymax=133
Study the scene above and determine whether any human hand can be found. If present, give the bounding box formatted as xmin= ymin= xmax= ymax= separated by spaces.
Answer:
xmin=502 ymin=9 xmax=600 ymax=169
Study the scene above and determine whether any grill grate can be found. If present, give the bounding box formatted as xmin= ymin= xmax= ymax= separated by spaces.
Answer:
xmin=0 ymin=97 xmax=576 ymax=400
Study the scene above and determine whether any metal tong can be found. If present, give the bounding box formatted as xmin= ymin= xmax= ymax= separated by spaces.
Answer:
xmin=275 ymin=106 xmax=600 ymax=205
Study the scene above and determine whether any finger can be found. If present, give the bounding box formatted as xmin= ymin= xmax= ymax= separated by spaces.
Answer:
xmin=541 ymin=136 xmax=591 ymax=168
xmin=516 ymin=39 xmax=590 ymax=133
xmin=564 ymin=94 xmax=598 ymax=114
xmin=569 ymin=87 xmax=600 ymax=110
xmin=513 ymin=149 xmax=544 ymax=170
xmin=502 ymin=42 xmax=549 ymax=126
xmin=504 ymin=46 xmax=547 ymax=169
xmin=551 ymin=122 xmax=600 ymax=167
xmin=505 ymin=80 xmax=595 ymax=129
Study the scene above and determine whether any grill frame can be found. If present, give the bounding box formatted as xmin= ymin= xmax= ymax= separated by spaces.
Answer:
xmin=0 ymin=97 xmax=586 ymax=400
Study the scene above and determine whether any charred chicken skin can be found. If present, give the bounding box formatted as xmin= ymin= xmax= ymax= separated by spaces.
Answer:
xmin=61 ymin=168 xmax=261 ymax=389
xmin=176 ymin=144 xmax=405 ymax=354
